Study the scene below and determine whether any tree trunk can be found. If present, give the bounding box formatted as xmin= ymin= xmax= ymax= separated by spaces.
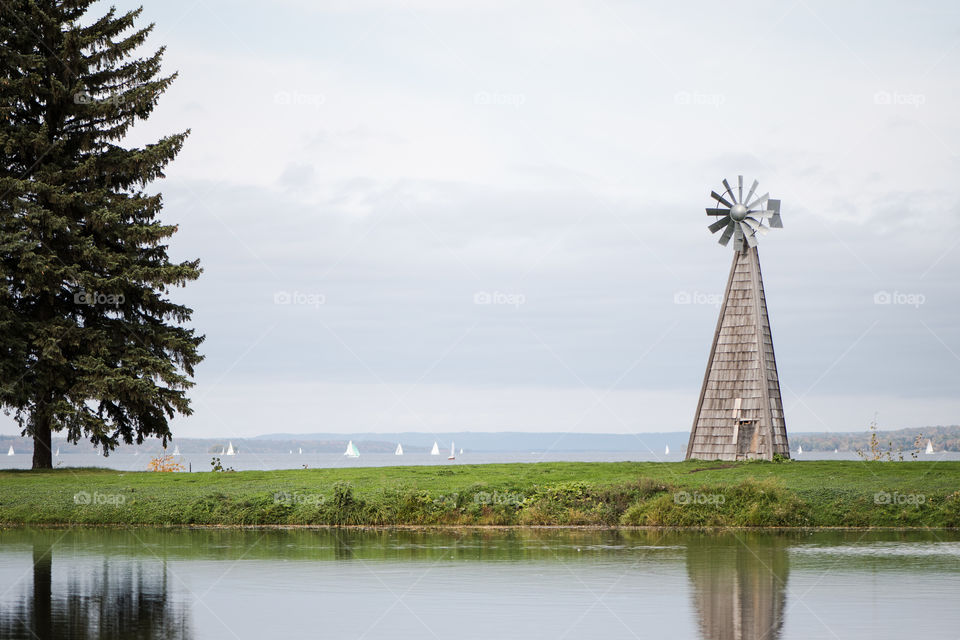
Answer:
xmin=31 ymin=411 xmax=53 ymax=470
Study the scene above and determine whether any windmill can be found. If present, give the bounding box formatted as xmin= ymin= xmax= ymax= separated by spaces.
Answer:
xmin=685 ymin=176 xmax=789 ymax=461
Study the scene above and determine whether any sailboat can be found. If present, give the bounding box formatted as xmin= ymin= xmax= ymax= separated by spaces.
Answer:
xmin=226 ymin=442 xmax=235 ymax=456
xmin=289 ymin=450 xmax=293 ymax=454
xmin=834 ymin=448 xmax=838 ymax=454
xmin=430 ymin=442 xmax=440 ymax=455
xmin=172 ymin=445 xmax=181 ymax=456
xmin=448 ymin=442 xmax=455 ymax=460
xmin=459 ymin=448 xmax=463 ymax=455
xmin=665 ymin=444 xmax=670 ymax=455
xmin=298 ymin=447 xmax=302 ymax=455
xmin=55 ymin=448 xmax=60 ymax=457
xmin=6 ymin=446 xmax=13 ymax=456
xmin=797 ymin=445 xmax=803 ymax=455
xmin=395 ymin=443 xmax=403 ymax=455
xmin=344 ymin=440 xmax=360 ymax=457
xmin=926 ymin=440 xmax=934 ymax=455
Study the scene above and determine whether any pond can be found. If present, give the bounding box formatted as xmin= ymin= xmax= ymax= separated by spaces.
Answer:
xmin=1 ymin=528 xmax=957 ymax=639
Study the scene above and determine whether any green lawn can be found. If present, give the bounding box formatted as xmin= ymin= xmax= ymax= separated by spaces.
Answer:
xmin=1 ymin=460 xmax=958 ymax=528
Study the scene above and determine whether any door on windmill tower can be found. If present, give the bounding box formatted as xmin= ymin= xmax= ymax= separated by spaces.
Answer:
xmin=732 ymin=397 xmax=761 ymax=459
xmin=736 ymin=420 xmax=761 ymax=458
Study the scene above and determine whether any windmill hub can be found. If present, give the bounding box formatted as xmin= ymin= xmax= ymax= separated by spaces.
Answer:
xmin=730 ymin=204 xmax=748 ymax=221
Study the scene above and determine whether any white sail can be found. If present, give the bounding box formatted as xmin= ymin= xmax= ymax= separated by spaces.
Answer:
xmin=448 ymin=442 xmax=455 ymax=460
xmin=298 ymin=447 xmax=302 ymax=454
xmin=797 ymin=445 xmax=803 ymax=454
xmin=665 ymin=445 xmax=670 ymax=455
xmin=173 ymin=445 xmax=181 ymax=456
xmin=6 ymin=446 xmax=13 ymax=456
xmin=430 ymin=442 xmax=440 ymax=455
xmin=459 ymin=448 xmax=463 ymax=455
xmin=344 ymin=440 xmax=359 ymax=457
xmin=55 ymin=448 xmax=60 ymax=457
xmin=289 ymin=450 xmax=293 ymax=454
xmin=395 ymin=443 xmax=403 ymax=455
xmin=226 ymin=442 xmax=235 ymax=456
xmin=926 ymin=440 xmax=934 ymax=455
xmin=834 ymin=448 xmax=838 ymax=453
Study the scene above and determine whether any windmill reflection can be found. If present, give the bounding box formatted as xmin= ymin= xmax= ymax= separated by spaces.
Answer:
xmin=686 ymin=533 xmax=789 ymax=640
xmin=0 ymin=540 xmax=192 ymax=640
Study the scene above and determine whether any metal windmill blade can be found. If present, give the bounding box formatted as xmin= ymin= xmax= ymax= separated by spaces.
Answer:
xmin=732 ymin=222 xmax=744 ymax=252
xmin=718 ymin=221 xmax=736 ymax=246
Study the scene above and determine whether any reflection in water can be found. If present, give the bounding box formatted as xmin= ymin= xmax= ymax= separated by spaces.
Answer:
xmin=686 ymin=533 xmax=789 ymax=640
xmin=1 ymin=528 xmax=955 ymax=640
xmin=0 ymin=537 xmax=191 ymax=640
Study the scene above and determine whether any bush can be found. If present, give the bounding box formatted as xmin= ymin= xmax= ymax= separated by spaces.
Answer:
xmin=620 ymin=478 xmax=810 ymax=527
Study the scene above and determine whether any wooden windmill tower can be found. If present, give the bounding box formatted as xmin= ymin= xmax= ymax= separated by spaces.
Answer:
xmin=685 ymin=176 xmax=790 ymax=461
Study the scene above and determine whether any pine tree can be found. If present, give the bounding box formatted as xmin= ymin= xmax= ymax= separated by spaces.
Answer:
xmin=0 ymin=2 xmax=203 ymax=469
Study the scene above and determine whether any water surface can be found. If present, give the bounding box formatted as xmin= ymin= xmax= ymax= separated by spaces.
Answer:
xmin=1 ymin=528 xmax=958 ymax=639
xmin=3 ymin=449 xmax=957 ymax=471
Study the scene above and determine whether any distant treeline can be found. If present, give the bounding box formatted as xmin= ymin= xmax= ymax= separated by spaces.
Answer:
xmin=790 ymin=425 xmax=959 ymax=453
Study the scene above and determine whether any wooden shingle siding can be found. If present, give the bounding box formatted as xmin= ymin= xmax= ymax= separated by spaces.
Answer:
xmin=685 ymin=247 xmax=790 ymax=461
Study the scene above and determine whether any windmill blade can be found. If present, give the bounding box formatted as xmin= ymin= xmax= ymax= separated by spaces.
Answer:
xmin=741 ymin=221 xmax=758 ymax=247
xmin=747 ymin=209 xmax=775 ymax=219
xmin=708 ymin=217 xmax=729 ymax=233
xmin=745 ymin=179 xmax=758 ymax=206
xmin=746 ymin=192 xmax=768 ymax=209
xmin=710 ymin=191 xmax=734 ymax=208
xmin=738 ymin=176 xmax=743 ymax=203
xmin=732 ymin=223 xmax=744 ymax=251
xmin=744 ymin=217 xmax=770 ymax=235
xmin=719 ymin=220 xmax=735 ymax=246
xmin=706 ymin=208 xmax=730 ymax=216
xmin=768 ymin=198 xmax=783 ymax=228
xmin=722 ymin=179 xmax=736 ymax=203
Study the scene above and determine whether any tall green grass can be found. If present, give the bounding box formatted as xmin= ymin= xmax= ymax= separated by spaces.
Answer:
xmin=1 ymin=460 xmax=957 ymax=528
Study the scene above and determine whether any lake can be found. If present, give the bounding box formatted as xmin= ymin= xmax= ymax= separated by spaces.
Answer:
xmin=1 ymin=528 xmax=957 ymax=639
xmin=4 ymin=449 xmax=959 ymax=472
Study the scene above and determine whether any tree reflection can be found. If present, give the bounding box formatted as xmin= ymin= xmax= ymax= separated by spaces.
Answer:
xmin=0 ymin=541 xmax=192 ymax=640
xmin=686 ymin=533 xmax=789 ymax=640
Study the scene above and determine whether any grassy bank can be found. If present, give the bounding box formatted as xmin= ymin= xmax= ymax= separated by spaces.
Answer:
xmin=1 ymin=460 xmax=958 ymax=528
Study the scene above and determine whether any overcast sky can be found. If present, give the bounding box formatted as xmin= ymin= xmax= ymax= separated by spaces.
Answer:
xmin=6 ymin=0 xmax=960 ymax=439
